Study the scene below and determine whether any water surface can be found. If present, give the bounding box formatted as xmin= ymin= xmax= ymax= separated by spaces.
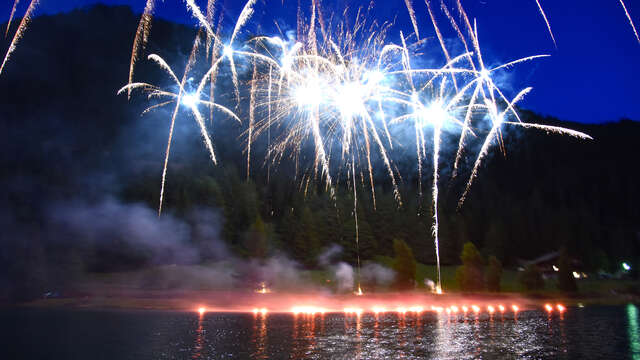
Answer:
xmin=1 ymin=305 xmax=639 ymax=359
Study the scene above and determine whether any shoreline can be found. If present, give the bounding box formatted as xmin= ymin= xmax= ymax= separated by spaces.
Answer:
xmin=5 ymin=289 xmax=638 ymax=312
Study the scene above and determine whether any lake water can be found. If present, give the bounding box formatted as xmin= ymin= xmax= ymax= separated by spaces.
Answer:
xmin=1 ymin=305 xmax=639 ymax=359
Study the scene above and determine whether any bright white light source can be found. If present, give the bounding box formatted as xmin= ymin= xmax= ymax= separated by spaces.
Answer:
xmin=281 ymin=55 xmax=293 ymax=70
xmin=364 ymin=70 xmax=385 ymax=85
xmin=480 ymin=68 xmax=491 ymax=81
xmin=335 ymin=82 xmax=365 ymax=117
xmin=223 ymin=45 xmax=234 ymax=58
xmin=573 ymin=271 xmax=581 ymax=279
xmin=421 ymin=102 xmax=448 ymax=127
xmin=294 ymin=81 xmax=323 ymax=107
xmin=552 ymin=265 xmax=559 ymax=272
xmin=623 ymin=262 xmax=631 ymax=271
xmin=182 ymin=94 xmax=198 ymax=108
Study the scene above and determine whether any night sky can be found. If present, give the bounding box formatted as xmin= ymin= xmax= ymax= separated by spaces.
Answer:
xmin=3 ymin=0 xmax=639 ymax=124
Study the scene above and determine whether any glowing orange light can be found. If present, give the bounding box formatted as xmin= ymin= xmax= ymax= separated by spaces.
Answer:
xmin=487 ymin=305 xmax=495 ymax=314
xmin=556 ymin=304 xmax=566 ymax=312
xmin=372 ymin=306 xmax=387 ymax=314
xmin=355 ymin=286 xmax=364 ymax=296
xmin=451 ymin=305 xmax=459 ymax=313
xmin=291 ymin=306 xmax=325 ymax=315
xmin=512 ymin=305 xmax=519 ymax=312
xmin=344 ymin=307 xmax=363 ymax=316
xmin=198 ymin=307 xmax=206 ymax=315
xmin=256 ymin=282 xmax=271 ymax=294
xmin=409 ymin=306 xmax=424 ymax=313
xmin=545 ymin=304 xmax=553 ymax=312
xmin=396 ymin=307 xmax=407 ymax=314
xmin=446 ymin=308 xmax=452 ymax=315
xmin=472 ymin=305 xmax=480 ymax=313
xmin=498 ymin=305 xmax=505 ymax=312
xmin=462 ymin=306 xmax=469 ymax=313
xmin=253 ymin=308 xmax=259 ymax=314
xmin=260 ymin=308 xmax=268 ymax=315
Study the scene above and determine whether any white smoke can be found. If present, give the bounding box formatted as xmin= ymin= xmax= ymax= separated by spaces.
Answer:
xmin=361 ymin=263 xmax=395 ymax=287
xmin=333 ymin=262 xmax=355 ymax=293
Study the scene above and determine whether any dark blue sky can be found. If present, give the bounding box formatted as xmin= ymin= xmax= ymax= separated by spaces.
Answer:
xmin=4 ymin=0 xmax=640 ymax=123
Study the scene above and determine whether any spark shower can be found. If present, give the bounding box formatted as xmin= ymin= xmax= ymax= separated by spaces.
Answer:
xmin=6 ymin=0 xmax=618 ymax=291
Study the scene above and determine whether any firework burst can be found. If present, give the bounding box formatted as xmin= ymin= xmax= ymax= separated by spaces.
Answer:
xmin=123 ymin=0 xmax=594 ymax=291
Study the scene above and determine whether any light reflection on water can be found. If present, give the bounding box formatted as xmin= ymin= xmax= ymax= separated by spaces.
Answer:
xmin=183 ymin=308 xmax=632 ymax=359
xmin=629 ymin=304 xmax=640 ymax=360
xmin=1 ymin=305 xmax=637 ymax=359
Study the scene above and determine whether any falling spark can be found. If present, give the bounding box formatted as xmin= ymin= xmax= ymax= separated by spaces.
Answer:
xmin=618 ymin=0 xmax=640 ymax=44
xmin=128 ymin=0 xmax=156 ymax=98
xmin=5 ymin=0 xmax=20 ymax=38
xmin=534 ymin=0 xmax=557 ymax=47
xmin=0 ymin=0 xmax=39 ymax=76
xmin=403 ymin=0 xmax=421 ymax=40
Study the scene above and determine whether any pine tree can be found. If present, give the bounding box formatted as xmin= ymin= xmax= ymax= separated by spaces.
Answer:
xmin=456 ymin=242 xmax=485 ymax=291
xmin=486 ymin=255 xmax=502 ymax=292
xmin=393 ymin=238 xmax=416 ymax=290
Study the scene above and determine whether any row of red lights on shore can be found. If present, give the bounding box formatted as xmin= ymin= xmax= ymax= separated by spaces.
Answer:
xmin=196 ymin=304 xmax=566 ymax=315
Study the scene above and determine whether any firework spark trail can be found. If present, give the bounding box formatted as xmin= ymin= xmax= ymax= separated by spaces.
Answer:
xmin=5 ymin=0 xmax=20 ymax=38
xmin=0 ymin=0 xmax=39 ymax=76
xmin=404 ymin=0 xmax=421 ymax=40
xmin=128 ymin=0 xmax=156 ymax=98
xmin=619 ymin=0 xmax=640 ymax=44
xmin=503 ymin=122 xmax=593 ymax=139
xmin=363 ymin=111 xmax=402 ymax=205
xmin=227 ymin=0 xmax=259 ymax=105
xmin=205 ymin=0 xmax=218 ymax=55
xmin=210 ymin=16 xmax=224 ymax=122
xmin=440 ymin=0 xmax=475 ymax=70
xmin=248 ymin=60 xmax=258 ymax=180
xmin=186 ymin=0 xmax=218 ymax=38
xmin=431 ymin=110 xmax=442 ymax=293
xmin=452 ymin=83 xmax=480 ymax=179
xmin=267 ymin=66 xmax=273 ymax=184
xmin=122 ymin=30 xmax=238 ymax=214
xmin=457 ymin=87 xmax=534 ymax=209
xmin=534 ymin=0 xmax=557 ymax=48
xmin=451 ymin=53 xmax=549 ymax=178
xmin=425 ymin=0 xmax=458 ymax=91
xmin=310 ymin=108 xmax=335 ymax=197
xmin=157 ymin=35 xmax=204 ymax=216
xmin=352 ymin=156 xmax=362 ymax=293
xmin=308 ymin=0 xmax=318 ymax=54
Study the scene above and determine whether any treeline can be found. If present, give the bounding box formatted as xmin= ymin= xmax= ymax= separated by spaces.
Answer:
xmin=1 ymin=5 xmax=639 ymax=300
xmin=118 ymin=111 xmax=640 ymax=275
